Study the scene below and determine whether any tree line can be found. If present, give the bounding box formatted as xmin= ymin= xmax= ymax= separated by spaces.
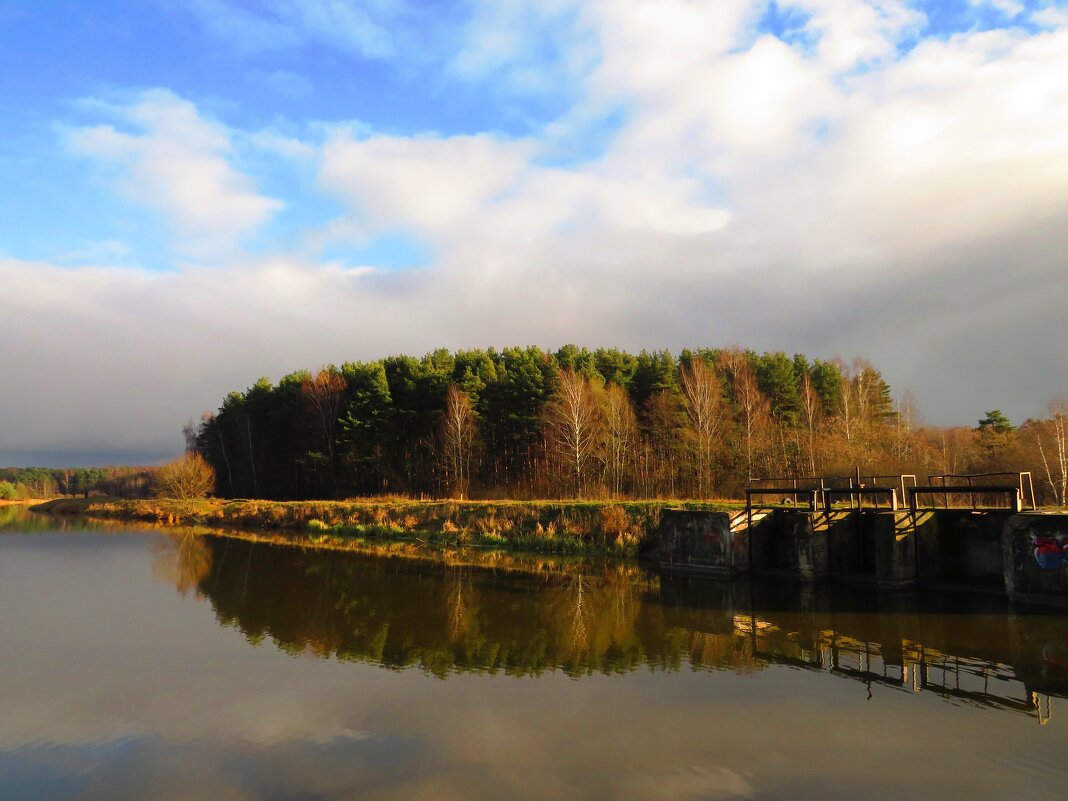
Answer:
xmin=189 ymin=345 xmax=1066 ymax=505
xmin=0 ymin=466 xmax=154 ymax=500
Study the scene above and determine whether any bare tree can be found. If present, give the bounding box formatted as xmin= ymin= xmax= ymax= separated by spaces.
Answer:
xmin=603 ymin=383 xmax=637 ymax=497
xmin=680 ymin=358 xmax=724 ymax=498
xmin=542 ymin=369 xmax=605 ymax=498
xmin=153 ymin=453 xmax=216 ymax=499
xmin=893 ymin=389 xmax=918 ymax=463
xmin=835 ymin=358 xmax=856 ymax=458
xmin=439 ymin=385 xmax=478 ymax=499
xmin=1036 ymin=397 xmax=1068 ymax=506
xmin=798 ymin=371 xmax=822 ymax=476
xmin=181 ymin=418 xmax=201 ymax=454
xmin=720 ymin=349 xmax=768 ymax=486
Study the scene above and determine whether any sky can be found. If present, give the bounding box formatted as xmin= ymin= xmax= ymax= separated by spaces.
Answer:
xmin=1 ymin=0 xmax=1067 ymax=466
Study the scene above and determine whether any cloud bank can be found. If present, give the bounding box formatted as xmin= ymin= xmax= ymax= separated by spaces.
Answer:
xmin=2 ymin=1 xmax=1068 ymax=464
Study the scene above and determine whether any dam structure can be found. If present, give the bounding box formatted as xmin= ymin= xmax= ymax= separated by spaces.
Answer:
xmin=658 ymin=471 xmax=1068 ymax=607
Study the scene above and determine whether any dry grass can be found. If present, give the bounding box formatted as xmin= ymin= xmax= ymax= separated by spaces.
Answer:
xmin=34 ymin=496 xmax=743 ymax=556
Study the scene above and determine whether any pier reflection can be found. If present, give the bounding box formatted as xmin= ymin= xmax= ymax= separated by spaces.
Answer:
xmin=179 ymin=534 xmax=1068 ymax=723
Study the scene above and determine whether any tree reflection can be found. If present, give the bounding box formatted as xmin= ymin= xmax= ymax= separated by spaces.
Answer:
xmin=187 ymin=534 xmax=1068 ymax=721
xmin=153 ymin=532 xmax=213 ymax=596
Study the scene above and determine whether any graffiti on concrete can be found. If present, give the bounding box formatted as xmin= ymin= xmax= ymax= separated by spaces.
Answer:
xmin=1032 ymin=531 xmax=1068 ymax=570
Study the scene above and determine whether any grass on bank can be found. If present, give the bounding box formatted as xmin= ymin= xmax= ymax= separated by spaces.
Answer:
xmin=35 ymin=497 xmax=744 ymax=557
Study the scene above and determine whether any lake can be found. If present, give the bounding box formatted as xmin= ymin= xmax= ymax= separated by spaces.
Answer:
xmin=2 ymin=507 xmax=1067 ymax=800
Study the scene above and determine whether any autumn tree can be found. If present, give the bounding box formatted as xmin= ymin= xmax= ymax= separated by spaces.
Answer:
xmin=301 ymin=368 xmax=347 ymax=491
xmin=798 ymin=370 xmax=822 ymax=476
xmin=153 ymin=453 xmax=215 ymax=500
xmin=892 ymin=390 xmax=919 ymax=463
xmin=439 ymin=384 xmax=478 ymax=499
xmin=720 ymin=349 xmax=768 ymax=486
xmin=603 ymin=382 xmax=638 ymax=497
xmin=1035 ymin=398 xmax=1067 ymax=506
xmin=680 ymin=358 xmax=724 ymax=498
xmin=542 ymin=369 xmax=605 ymax=498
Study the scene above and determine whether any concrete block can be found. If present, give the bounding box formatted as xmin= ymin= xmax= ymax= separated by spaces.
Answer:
xmin=658 ymin=509 xmax=749 ymax=574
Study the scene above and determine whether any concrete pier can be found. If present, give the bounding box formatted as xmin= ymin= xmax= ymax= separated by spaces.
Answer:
xmin=657 ymin=509 xmax=752 ymax=574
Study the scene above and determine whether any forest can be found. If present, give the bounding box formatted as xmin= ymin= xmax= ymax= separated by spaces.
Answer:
xmin=191 ymin=345 xmax=1067 ymax=506
xmin=0 ymin=466 xmax=153 ymax=500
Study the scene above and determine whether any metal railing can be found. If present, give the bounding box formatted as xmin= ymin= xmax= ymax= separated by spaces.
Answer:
xmin=822 ymin=486 xmax=898 ymax=512
xmin=744 ymin=488 xmax=819 ymax=513
xmin=908 ymin=485 xmax=1023 ymax=514
xmin=927 ymin=472 xmax=1036 ymax=511
xmin=748 ymin=472 xmax=917 ymax=511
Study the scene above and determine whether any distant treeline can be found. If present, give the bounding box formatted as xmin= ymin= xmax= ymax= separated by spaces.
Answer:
xmin=0 ymin=466 xmax=155 ymax=500
xmin=192 ymin=345 xmax=1067 ymax=505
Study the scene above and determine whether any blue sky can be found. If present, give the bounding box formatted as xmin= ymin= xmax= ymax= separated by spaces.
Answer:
xmin=2 ymin=0 xmax=1067 ymax=463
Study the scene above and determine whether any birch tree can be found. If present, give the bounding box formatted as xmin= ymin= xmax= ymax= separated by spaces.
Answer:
xmin=680 ymin=358 xmax=724 ymax=498
xmin=603 ymin=382 xmax=637 ymax=497
xmin=542 ymin=369 xmax=605 ymax=498
xmin=439 ymin=384 xmax=478 ymax=499
xmin=798 ymin=371 xmax=822 ymax=476
xmin=1036 ymin=397 xmax=1068 ymax=506
xmin=721 ymin=349 xmax=768 ymax=486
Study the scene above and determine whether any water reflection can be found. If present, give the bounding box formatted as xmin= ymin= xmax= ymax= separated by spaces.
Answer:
xmin=5 ymin=517 xmax=1068 ymax=800
xmin=152 ymin=532 xmax=213 ymax=596
xmin=188 ymin=534 xmax=1068 ymax=721
xmin=0 ymin=504 xmax=108 ymax=532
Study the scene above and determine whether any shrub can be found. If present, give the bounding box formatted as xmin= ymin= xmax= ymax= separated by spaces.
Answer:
xmin=153 ymin=453 xmax=215 ymax=500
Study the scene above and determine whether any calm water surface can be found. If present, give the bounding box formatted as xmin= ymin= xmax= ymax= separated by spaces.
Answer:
xmin=2 ymin=506 xmax=1068 ymax=800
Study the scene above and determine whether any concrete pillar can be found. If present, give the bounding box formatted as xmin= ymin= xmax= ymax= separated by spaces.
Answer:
xmin=874 ymin=512 xmax=917 ymax=589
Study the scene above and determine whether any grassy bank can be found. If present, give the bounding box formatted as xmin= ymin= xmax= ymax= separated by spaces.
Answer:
xmin=35 ymin=497 xmax=743 ymax=557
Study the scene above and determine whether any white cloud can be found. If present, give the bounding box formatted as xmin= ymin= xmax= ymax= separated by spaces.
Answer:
xmin=68 ymin=89 xmax=281 ymax=257
xmin=787 ymin=0 xmax=924 ymax=71
xmin=7 ymin=4 xmax=1068 ymax=461
xmin=319 ymin=133 xmax=534 ymax=239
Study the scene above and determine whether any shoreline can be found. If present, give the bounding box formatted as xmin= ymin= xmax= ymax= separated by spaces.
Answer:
xmin=32 ymin=496 xmax=743 ymax=558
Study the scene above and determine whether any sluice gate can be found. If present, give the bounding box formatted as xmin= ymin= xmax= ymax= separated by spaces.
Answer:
xmin=658 ymin=471 xmax=1068 ymax=607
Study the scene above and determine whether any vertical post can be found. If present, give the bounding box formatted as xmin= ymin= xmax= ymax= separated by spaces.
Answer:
xmin=746 ymin=489 xmax=753 ymax=569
